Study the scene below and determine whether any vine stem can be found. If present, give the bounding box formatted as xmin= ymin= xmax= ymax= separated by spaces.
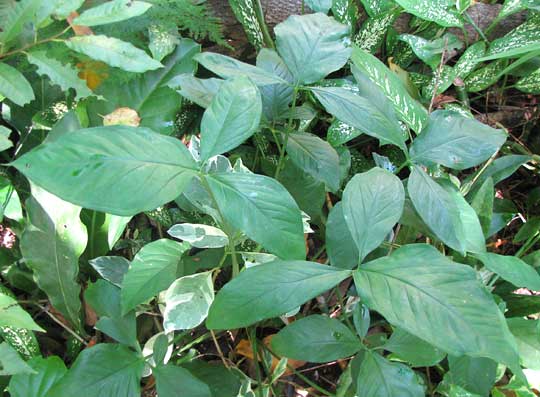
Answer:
xmin=0 ymin=27 xmax=71 ymax=60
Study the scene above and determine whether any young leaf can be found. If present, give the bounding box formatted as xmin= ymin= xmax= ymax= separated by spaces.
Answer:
xmin=89 ymin=256 xmax=130 ymax=287
xmin=410 ymin=111 xmax=506 ymax=170
xmin=121 ymin=239 xmax=189 ymax=314
xmin=194 ymin=52 xmax=287 ymax=85
xmin=206 ymin=261 xmax=352 ymax=329
xmin=162 ymin=272 xmax=214 ymax=333
xmin=475 ymin=253 xmax=540 ymax=291
xmin=8 ymin=356 xmax=67 ymax=397
xmin=286 ymin=132 xmax=341 ymax=192
xmin=20 ymin=185 xmax=87 ymax=332
xmin=170 ymin=75 xmax=223 ymax=108
xmin=12 ymin=126 xmax=198 ymax=216
xmin=0 ymin=0 xmax=40 ymax=46
xmin=384 ymin=328 xmax=446 ymax=367
xmin=271 ymin=315 xmax=361 ymax=362
xmin=203 ymin=172 xmax=305 ymax=260
xmin=275 ymin=13 xmax=352 ymax=84
xmin=73 ymin=0 xmax=152 ymax=26
xmin=86 ymin=280 xmax=138 ymax=349
xmin=200 ymin=76 xmax=262 ymax=161
xmin=168 ymin=223 xmax=228 ymax=248
xmin=326 ymin=202 xmax=360 ymax=270
xmin=0 ymin=62 xmax=35 ymax=106
xmin=351 ymin=47 xmax=428 ymax=132
xmin=356 ymin=350 xmax=424 ymax=397
xmin=343 ymin=168 xmax=404 ymax=262
xmin=65 ymin=35 xmax=163 ymax=73
xmin=46 ymin=344 xmax=145 ymax=397
xmin=394 ymin=0 xmax=463 ymax=27
xmin=0 ymin=294 xmax=44 ymax=332
xmin=354 ymin=244 xmax=521 ymax=372
xmin=508 ymin=318 xmax=540 ymax=370
xmin=154 ymin=365 xmax=212 ymax=397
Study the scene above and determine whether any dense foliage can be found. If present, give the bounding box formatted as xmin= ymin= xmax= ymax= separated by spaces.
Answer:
xmin=1 ymin=0 xmax=540 ymax=396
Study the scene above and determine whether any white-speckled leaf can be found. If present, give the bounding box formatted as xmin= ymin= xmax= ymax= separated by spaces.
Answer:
xmin=394 ymin=0 xmax=463 ymax=27
xmin=481 ymin=19 xmax=540 ymax=60
xmin=516 ymin=68 xmax=540 ymax=94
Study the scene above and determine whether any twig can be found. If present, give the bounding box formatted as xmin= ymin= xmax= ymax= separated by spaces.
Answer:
xmin=211 ymin=330 xmax=230 ymax=369
xmin=34 ymin=303 xmax=87 ymax=346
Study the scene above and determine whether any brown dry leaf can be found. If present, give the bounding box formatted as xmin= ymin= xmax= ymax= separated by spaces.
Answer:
xmin=67 ymin=12 xmax=93 ymax=36
xmin=77 ymin=61 xmax=109 ymax=90
xmin=103 ymin=107 xmax=141 ymax=127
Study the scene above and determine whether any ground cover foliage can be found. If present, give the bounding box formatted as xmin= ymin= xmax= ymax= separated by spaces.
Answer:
xmin=0 ymin=0 xmax=540 ymax=396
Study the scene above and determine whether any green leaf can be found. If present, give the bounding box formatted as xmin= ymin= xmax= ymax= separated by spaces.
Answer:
xmin=0 ymin=125 xmax=13 ymax=152
xmin=200 ymin=77 xmax=261 ymax=161
xmin=399 ymin=33 xmax=463 ymax=69
xmin=465 ymin=60 xmax=506 ymax=92
xmin=353 ymin=244 xmax=521 ymax=372
xmin=499 ymin=0 xmax=540 ymax=19
xmin=0 ymin=0 xmax=40 ymax=47
xmin=343 ymin=168 xmax=404 ymax=262
xmin=516 ymin=68 xmax=540 ymax=94
xmin=86 ymin=280 xmax=138 ymax=348
xmin=332 ymin=0 xmax=360 ymax=25
xmin=271 ymin=315 xmax=361 ymax=362
xmin=168 ymin=223 xmax=228 ymax=248
xmin=0 ymin=62 xmax=35 ymax=106
xmin=207 ymin=260 xmax=352 ymax=329
xmin=20 ymin=185 xmax=87 ymax=331
xmin=359 ymin=0 xmax=395 ymax=16
xmin=26 ymin=51 xmax=92 ymax=101
xmin=47 ymin=344 xmax=144 ymax=397
xmin=154 ymin=365 xmax=212 ymax=397
xmin=12 ymin=126 xmax=198 ymax=216
xmin=0 ymin=294 xmax=44 ymax=332
xmin=8 ymin=356 xmax=67 ymax=397
xmin=65 ymin=35 xmax=162 ymax=73
xmin=394 ymin=0 xmax=463 ymax=27
xmin=384 ymin=328 xmax=446 ymax=367
xmin=81 ymin=210 xmax=131 ymax=259
xmin=475 ymin=252 xmax=540 ymax=290
xmin=228 ymin=0 xmax=264 ymax=49
xmin=306 ymin=0 xmax=333 ymax=13
xmin=121 ymin=239 xmax=189 ymax=314
xmin=170 ymin=76 xmax=223 ymax=108
xmin=275 ymin=13 xmax=351 ymax=84
xmin=326 ymin=202 xmax=359 ymax=270
xmin=286 ymin=132 xmax=340 ymax=192
xmin=410 ymin=111 xmax=506 ymax=170
xmin=0 ymin=342 xmax=35 ymax=376
xmin=351 ymin=47 xmax=428 ymax=132
xmin=162 ymin=271 xmax=214 ymax=333
xmin=475 ymin=155 xmax=532 ymax=187
xmin=470 ymin=177 xmax=494 ymax=236
xmin=311 ymin=87 xmax=406 ymax=150
xmin=89 ymin=256 xmax=130 ymax=287
xmin=148 ymin=25 xmax=179 ymax=62
xmin=203 ymin=172 xmax=305 ymax=260
xmin=356 ymin=350 xmax=424 ymax=397
xmin=0 ymin=175 xmax=23 ymax=222
xmin=481 ymin=19 xmax=540 ymax=61
xmin=194 ymin=52 xmax=287 ymax=85
xmin=353 ymin=8 xmax=400 ymax=53
xmin=508 ymin=318 xmax=540 ymax=370
xmin=447 ymin=355 xmax=498 ymax=396
xmin=327 ymin=119 xmax=363 ymax=147
xmin=73 ymin=0 xmax=152 ymax=26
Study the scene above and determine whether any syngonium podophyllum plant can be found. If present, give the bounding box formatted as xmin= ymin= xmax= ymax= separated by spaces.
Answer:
xmin=1 ymin=1 xmax=540 ymax=396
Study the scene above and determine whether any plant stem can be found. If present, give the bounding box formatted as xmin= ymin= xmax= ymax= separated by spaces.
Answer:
xmin=0 ymin=27 xmax=71 ymax=59
xmin=248 ymin=327 xmax=264 ymax=397
xmin=230 ymin=240 xmax=240 ymax=278
xmin=275 ymin=87 xmax=299 ymax=179
xmin=252 ymin=0 xmax=275 ymax=49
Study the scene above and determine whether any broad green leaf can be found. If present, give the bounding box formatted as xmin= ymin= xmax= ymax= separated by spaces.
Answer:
xmin=20 ymin=185 xmax=87 ymax=331
xmin=207 ymin=260 xmax=352 ymax=329
xmin=0 ymin=0 xmax=40 ymax=46
xmin=271 ymin=315 xmax=361 ymax=362
xmin=73 ymin=0 xmax=152 ymax=26
xmin=65 ymin=35 xmax=162 ymax=73
xmin=343 ymin=168 xmax=404 ymax=262
xmin=306 ymin=0 xmax=333 ymax=12
xmin=47 ymin=344 xmax=144 ymax=397
xmin=81 ymin=210 xmax=131 ymax=259
xmin=194 ymin=52 xmax=287 ymax=85
xmin=356 ymin=350 xmax=424 ymax=397
xmin=475 ymin=155 xmax=532 ymax=187
xmin=204 ymin=172 xmax=305 ymax=260
xmin=0 ymin=125 xmax=13 ymax=152
xmin=399 ymin=33 xmax=463 ymax=69
xmin=0 ymin=62 xmax=34 ymax=106
xmin=311 ymin=87 xmax=406 ymax=150
xmin=410 ymin=111 xmax=506 ymax=170
xmin=354 ymin=244 xmax=521 ymax=372
xmin=384 ymin=328 xmax=446 ymax=367
xmin=162 ymin=271 xmax=214 ymax=332
xmin=475 ymin=253 xmax=540 ymax=290
xmin=508 ymin=318 xmax=540 ymax=370
xmin=13 ymin=126 xmax=198 ymax=216
xmin=170 ymin=76 xmax=223 ymax=108
xmin=516 ymin=68 xmax=540 ymax=94
xmin=286 ymin=132 xmax=340 ymax=192
xmin=481 ymin=19 xmax=540 ymax=61
xmin=394 ymin=0 xmax=463 ymax=27
xmin=499 ymin=0 xmax=540 ymax=19
xmin=447 ymin=355 xmax=498 ymax=396
xmin=148 ymin=25 xmax=179 ymax=62
xmin=0 ymin=342 xmax=35 ymax=376
xmin=26 ymin=51 xmax=92 ymax=100
xmin=0 ymin=294 xmax=44 ymax=332
xmin=40 ymin=0 xmax=84 ymax=20
xmin=275 ymin=13 xmax=351 ymax=84
xmin=256 ymin=49 xmax=294 ymax=121
xmin=154 ymin=365 xmax=212 ymax=397
xmin=8 ymin=356 xmax=66 ymax=397
xmin=121 ymin=239 xmax=189 ymax=314
xmin=168 ymin=223 xmax=228 ymax=248
xmin=351 ymin=47 xmax=428 ymax=132
xmin=326 ymin=202 xmax=359 ymax=270
xmin=89 ymin=256 xmax=130 ymax=287
xmin=200 ymin=77 xmax=261 ymax=161
xmin=470 ymin=177 xmax=494 ymax=236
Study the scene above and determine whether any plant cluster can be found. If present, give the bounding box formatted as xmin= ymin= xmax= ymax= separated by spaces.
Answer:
xmin=0 ymin=0 xmax=540 ymax=396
